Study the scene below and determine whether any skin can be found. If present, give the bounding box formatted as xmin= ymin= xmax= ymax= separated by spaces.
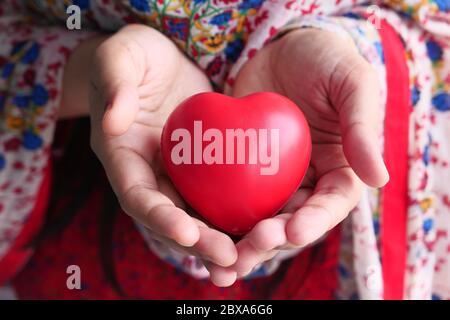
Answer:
xmin=60 ymin=25 xmax=389 ymax=287
xmin=213 ymin=29 xmax=390 ymax=282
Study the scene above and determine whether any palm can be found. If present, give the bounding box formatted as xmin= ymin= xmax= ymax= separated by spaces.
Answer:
xmin=224 ymin=29 xmax=389 ymax=277
xmin=98 ymin=50 xmax=212 ymax=194
xmin=233 ymin=29 xmax=360 ymax=214
xmin=92 ymin=26 xmax=211 ymax=174
xmin=90 ymin=26 xmax=240 ymax=279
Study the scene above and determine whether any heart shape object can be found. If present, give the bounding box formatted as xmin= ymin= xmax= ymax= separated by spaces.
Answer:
xmin=161 ymin=92 xmax=311 ymax=235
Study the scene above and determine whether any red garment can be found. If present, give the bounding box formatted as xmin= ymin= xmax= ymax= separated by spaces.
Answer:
xmin=10 ymin=121 xmax=340 ymax=299
xmin=377 ymin=19 xmax=411 ymax=300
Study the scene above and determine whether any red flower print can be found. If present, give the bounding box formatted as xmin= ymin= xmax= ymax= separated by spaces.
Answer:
xmin=269 ymin=26 xmax=278 ymax=37
xmin=4 ymin=137 xmax=21 ymax=151
xmin=248 ymin=48 xmax=257 ymax=59
xmin=190 ymin=44 xmax=199 ymax=58
xmin=13 ymin=187 xmax=23 ymax=194
xmin=0 ymin=56 xmax=7 ymax=68
xmin=206 ymin=56 xmax=223 ymax=77
xmin=443 ymin=195 xmax=450 ymax=208
xmin=0 ymin=181 xmax=11 ymax=191
xmin=255 ymin=10 xmax=269 ymax=26
xmin=13 ymin=161 xmax=25 ymax=170
xmin=23 ymin=69 xmax=36 ymax=85
xmin=49 ymin=88 xmax=58 ymax=100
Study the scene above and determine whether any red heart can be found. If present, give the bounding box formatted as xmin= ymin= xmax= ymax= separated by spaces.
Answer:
xmin=161 ymin=92 xmax=311 ymax=235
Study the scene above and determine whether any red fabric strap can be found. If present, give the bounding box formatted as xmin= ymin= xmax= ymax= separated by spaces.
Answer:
xmin=378 ymin=19 xmax=411 ymax=300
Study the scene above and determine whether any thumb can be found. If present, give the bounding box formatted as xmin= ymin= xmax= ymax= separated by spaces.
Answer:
xmin=92 ymin=38 xmax=143 ymax=136
xmin=330 ymin=55 xmax=389 ymax=188
xmin=102 ymin=83 xmax=140 ymax=136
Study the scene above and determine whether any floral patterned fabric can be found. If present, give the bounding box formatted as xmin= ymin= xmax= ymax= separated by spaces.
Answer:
xmin=0 ymin=1 xmax=96 ymax=269
xmin=0 ymin=0 xmax=449 ymax=299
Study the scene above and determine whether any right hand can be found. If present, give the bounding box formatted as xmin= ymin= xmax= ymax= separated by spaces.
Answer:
xmin=89 ymin=25 xmax=238 ymax=286
xmin=212 ymin=28 xmax=389 ymax=279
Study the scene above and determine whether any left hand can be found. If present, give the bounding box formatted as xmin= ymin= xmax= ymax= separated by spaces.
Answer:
xmin=206 ymin=28 xmax=390 ymax=283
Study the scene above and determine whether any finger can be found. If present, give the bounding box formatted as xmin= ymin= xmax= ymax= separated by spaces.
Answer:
xmin=330 ymin=55 xmax=389 ymax=187
xmin=227 ymin=195 xmax=309 ymax=276
xmin=203 ymin=261 xmax=237 ymax=287
xmin=192 ymin=226 xmax=238 ymax=267
xmin=102 ymin=147 xmax=199 ymax=247
xmin=286 ymin=167 xmax=362 ymax=247
xmin=145 ymin=218 xmax=234 ymax=262
xmin=102 ymin=84 xmax=140 ymax=136
xmin=231 ymin=239 xmax=278 ymax=277
xmin=92 ymin=37 xmax=144 ymax=136
xmin=246 ymin=214 xmax=291 ymax=252
xmin=156 ymin=175 xmax=187 ymax=210
xmin=281 ymin=189 xmax=313 ymax=213
xmin=148 ymin=218 xmax=237 ymax=268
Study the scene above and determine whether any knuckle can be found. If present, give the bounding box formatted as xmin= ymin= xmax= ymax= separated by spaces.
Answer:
xmin=286 ymin=226 xmax=309 ymax=247
xmin=116 ymin=183 xmax=147 ymax=214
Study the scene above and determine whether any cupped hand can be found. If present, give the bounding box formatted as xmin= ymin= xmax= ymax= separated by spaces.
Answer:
xmin=216 ymin=28 xmax=389 ymax=279
xmin=89 ymin=25 xmax=238 ymax=286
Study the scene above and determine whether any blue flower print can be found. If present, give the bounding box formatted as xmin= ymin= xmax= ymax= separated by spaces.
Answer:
xmin=434 ymin=0 xmax=450 ymax=12
xmin=0 ymin=93 xmax=5 ymax=111
xmin=129 ymin=0 xmax=151 ymax=12
xmin=210 ymin=11 xmax=232 ymax=26
xmin=374 ymin=41 xmax=384 ymax=63
xmin=423 ymin=144 xmax=430 ymax=166
xmin=13 ymin=95 xmax=30 ymax=108
xmin=343 ymin=12 xmax=361 ymax=19
xmin=225 ymin=38 xmax=244 ymax=62
xmin=166 ymin=19 xmax=189 ymax=41
xmin=238 ymin=0 xmax=264 ymax=11
xmin=373 ymin=219 xmax=380 ymax=235
xmin=338 ymin=264 xmax=350 ymax=278
xmin=21 ymin=43 xmax=40 ymax=64
xmin=426 ymin=39 xmax=443 ymax=62
xmin=73 ymin=0 xmax=90 ymax=10
xmin=0 ymin=154 xmax=5 ymax=171
xmin=32 ymin=84 xmax=49 ymax=106
xmin=411 ymin=86 xmax=421 ymax=106
xmin=11 ymin=41 xmax=27 ymax=56
xmin=432 ymin=92 xmax=450 ymax=111
xmin=423 ymin=218 xmax=433 ymax=234
xmin=2 ymin=63 xmax=14 ymax=79
xmin=23 ymin=131 xmax=43 ymax=150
